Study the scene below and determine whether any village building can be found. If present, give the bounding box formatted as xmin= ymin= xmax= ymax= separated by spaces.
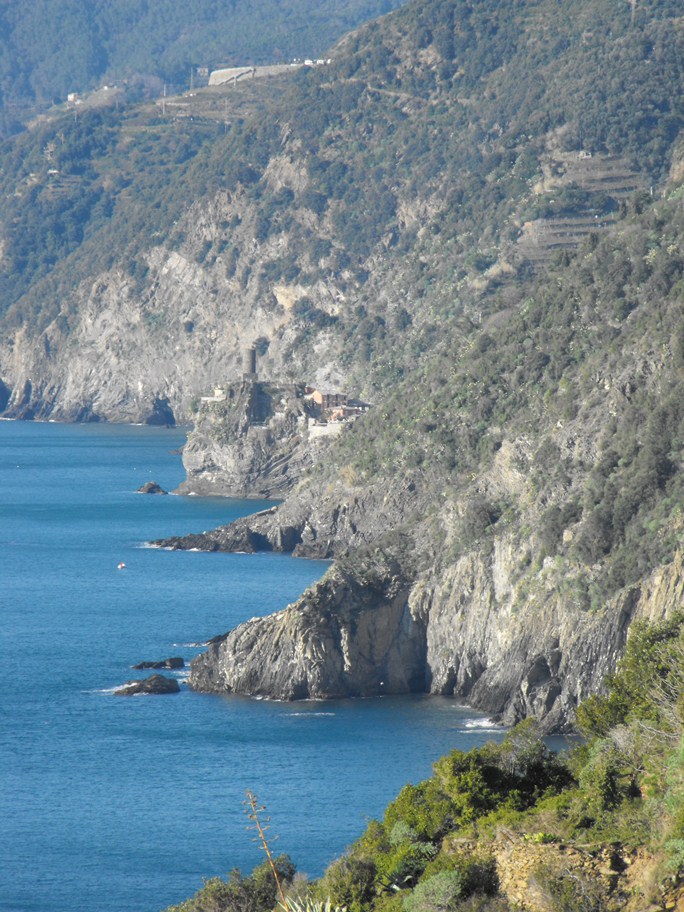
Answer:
xmin=200 ymin=387 xmax=228 ymax=403
xmin=307 ymin=389 xmax=348 ymax=410
xmin=304 ymin=386 xmax=371 ymax=427
xmin=199 ymin=348 xmax=371 ymax=431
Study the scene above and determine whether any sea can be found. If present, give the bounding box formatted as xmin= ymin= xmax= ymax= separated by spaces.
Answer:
xmin=0 ymin=420 xmax=512 ymax=912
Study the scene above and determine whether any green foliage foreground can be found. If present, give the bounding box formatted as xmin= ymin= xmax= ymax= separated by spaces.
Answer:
xmin=166 ymin=615 xmax=684 ymax=912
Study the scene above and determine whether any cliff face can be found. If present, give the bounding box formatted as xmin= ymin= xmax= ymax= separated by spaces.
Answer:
xmin=415 ymin=549 xmax=678 ymax=729
xmin=0 ymin=189 xmax=350 ymax=424
xmin=190 ymin=556 xmax=427 ymax=699
xmin=186 ymin=524 xmax=684 ymax=730
xmin=165 ymin=255 xmax=684 ymax=731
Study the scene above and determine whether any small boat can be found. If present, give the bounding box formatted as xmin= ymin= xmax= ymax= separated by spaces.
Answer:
xmin=117 ymin=562 xmax=126 ymax=570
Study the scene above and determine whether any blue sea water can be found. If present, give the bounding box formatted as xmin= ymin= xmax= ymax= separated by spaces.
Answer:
xmin=0 ymin=421 xmax=508 ymax=912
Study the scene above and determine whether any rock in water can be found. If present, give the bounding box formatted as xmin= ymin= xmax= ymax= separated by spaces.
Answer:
xmin=114 ymin=674 xmax=180 ymax=695
xmin=132 ymin=657 xmax=184 ymax=670
xmin=137 ymin=481 xmax=168 ymax=495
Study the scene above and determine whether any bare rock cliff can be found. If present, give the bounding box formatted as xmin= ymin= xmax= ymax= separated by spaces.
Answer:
xmin=187 ymin=538 xmax=684 ymax=731
xmin=0 ymin=189 xmax=348 ymax=424
xmin=190 ymin=557 xmax=426 ymax=699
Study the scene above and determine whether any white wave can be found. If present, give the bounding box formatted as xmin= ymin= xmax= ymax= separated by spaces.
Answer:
xmin=173 ymin=641 xmax=208 ymax=648
xmin=287 ymin=712 xmax=336 ymax=717
xmin=461 ymin=717 xmax=502 ymax=730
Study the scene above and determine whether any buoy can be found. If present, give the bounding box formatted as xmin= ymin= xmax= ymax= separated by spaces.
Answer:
xmin=117 ymin=562 xmax=126 ymax=570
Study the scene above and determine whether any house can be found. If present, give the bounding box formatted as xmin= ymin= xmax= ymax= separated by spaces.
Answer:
xmin=308 ymin=389 xmax=348 ymax=410
xmin=200 ymin=387 xmax=227 ymax=403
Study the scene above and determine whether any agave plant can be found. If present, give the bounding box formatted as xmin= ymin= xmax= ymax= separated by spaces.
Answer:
xmin=279 ymin=898 xmax=346 ymax=912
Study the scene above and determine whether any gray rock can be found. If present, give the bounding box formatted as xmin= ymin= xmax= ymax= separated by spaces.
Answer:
xmin=114 ymin=674 xmax=181 ymax=695
xmin=175 ymin=380 xmax=331 ymax=498
xmin=188 ymin=546 xmax=684 ymax=731
xmin=137 ymin=481 xmax=168 ymax=495
xmin=189 ymin=556 xmax=426 ymax=700
xmin=132 ymin=657 xmax=184 ymax=670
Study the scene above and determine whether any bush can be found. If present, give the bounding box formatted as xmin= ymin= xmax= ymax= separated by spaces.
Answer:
xmin=576 ymin=613 xmax=684 ymax=738
xmin=577 ymin=742 xmax=624 ymax=814
xmin=313 ymin=856 xmax=376 ymax=912
xmin=531 ymin=863 xmax=604 ymax=912
xmin=403 ymin=871 xmax=467 ymax=912
xmin=165 ymin=855 xmax=295 ymax=912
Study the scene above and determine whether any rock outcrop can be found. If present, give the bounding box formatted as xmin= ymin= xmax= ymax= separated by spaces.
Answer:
xmin=114 ymin=674 xmax=181 ymax=695
xmin=132 ymin=657 xmax=184 ymax=669
xmin=176 ymin=379 xmax=334 ymax=497
xmin=137 ymin=481 xmax=168 ymax=495
xmin=187 ymin=539 xmax=684 ymax=730
xmin=190 ymin=556 xmax=426 ymax=699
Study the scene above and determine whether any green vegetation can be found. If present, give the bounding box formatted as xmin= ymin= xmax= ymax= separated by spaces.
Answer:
xmin=2 ymin=0 xmax=684 ymax=344
xmin=165 ymin=615 xmax=684 ymax=912
xmin=324 ymin=187 xmax=684 ymax=607
xmin=165 ymin=855 xmax=296 ymax=912
xmin=0 ymin=0 xmax=405 ymax=130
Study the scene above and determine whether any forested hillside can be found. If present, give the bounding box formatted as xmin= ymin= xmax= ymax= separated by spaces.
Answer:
xmin=1 ymin=0 xmax=683 ymax=424
xmin=0 ymin=0 xmax=403 ymax=132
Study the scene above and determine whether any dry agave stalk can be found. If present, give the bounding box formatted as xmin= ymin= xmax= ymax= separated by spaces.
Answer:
xmin=245 ymin=790 xmax=345 ymax=912
xmin=245 ymin=789 xmax=291 ymax=910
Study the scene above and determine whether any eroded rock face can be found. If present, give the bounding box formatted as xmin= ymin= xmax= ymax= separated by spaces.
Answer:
xmin=0 ymin=190 xmax=349 ymax=425
xmin=189 ymin=558 xmax=427 ymax=699
xmin=169 ymin=444 xmax=684 ymax=730
xmin=188 ymin=545 xmax=684 ymax=729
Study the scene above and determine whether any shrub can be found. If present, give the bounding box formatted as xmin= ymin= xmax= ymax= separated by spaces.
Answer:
xmin=576 ymin=613 xmax=684 ymax=738
xmin=313 ymin=856 xmax=376 ymax=912
xmin=165 ymin=855 xmax=295 ymax=912
xmin=403 ymin=871 xmax=466 ymax=912
xmin=577 ymin=741 xmax=623 ymax=814
xmin=531 ymin=863 xmax=604 ymax=912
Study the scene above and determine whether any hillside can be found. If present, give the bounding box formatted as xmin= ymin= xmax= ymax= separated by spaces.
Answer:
xmin=2 ymin=0 xmax=684 ymax=728
xmin=158 ymin=183 xmax=684 ymax=732
xmin=0 ymin=0 xmax=405 ymax=132
xmin=1 ymin=0 xmax=684 ymax=423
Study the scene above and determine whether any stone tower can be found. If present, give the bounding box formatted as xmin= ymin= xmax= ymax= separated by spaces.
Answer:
xmin=242 ymin=346 xmax=257 ymax=380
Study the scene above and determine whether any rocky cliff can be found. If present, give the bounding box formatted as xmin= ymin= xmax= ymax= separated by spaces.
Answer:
xmin=0 ymin=185 xmax=351 ymax=424
xmin=160 ymin=351 xmax=680 ymax=733
xmin=190 ymin=554 xmax=426 ymax=699
xmin=182 ymin=509 xmax=683 ymax=731
xmin=158 ymin=188 xmax=684 ymax=731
